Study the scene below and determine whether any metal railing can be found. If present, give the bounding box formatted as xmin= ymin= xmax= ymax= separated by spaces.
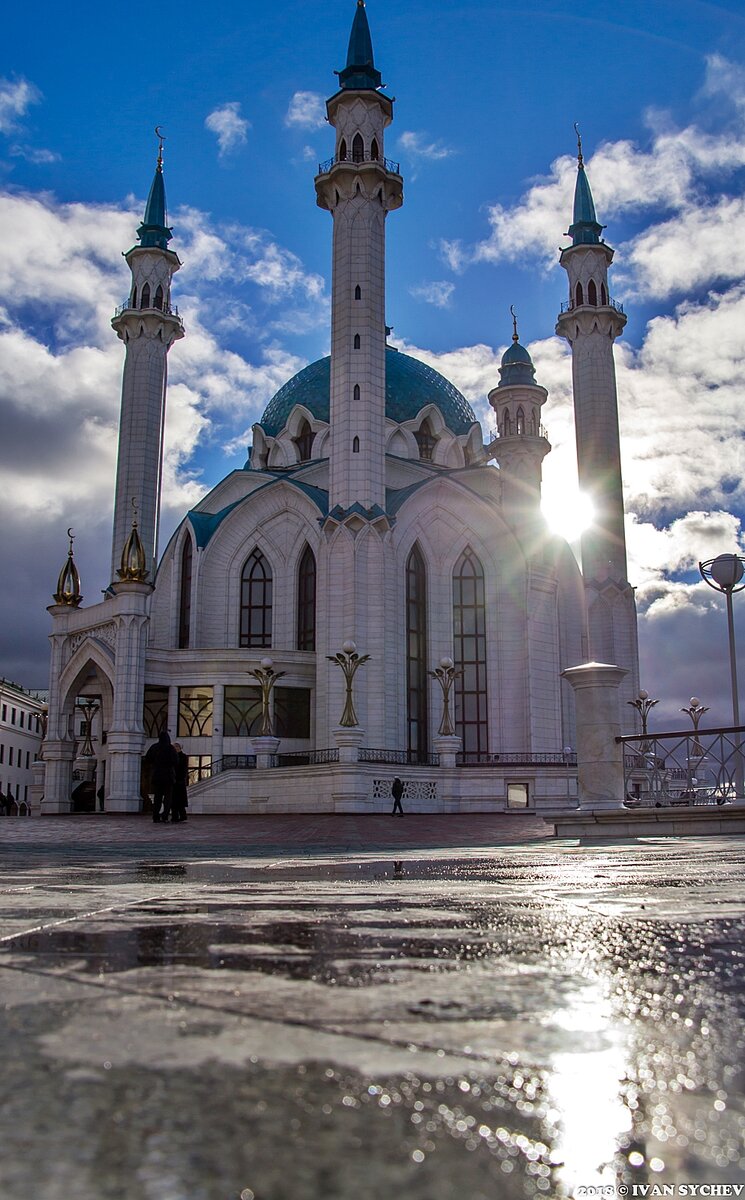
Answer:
xmin=486 ymin=423 xmax=549 ymax=443
xmin=272 ymin=749 xmax=339 ymax=768
xmin=114 ymin=300 xmax=183 ymax=323
xmin=457 ymin=751 xmax=577 ymax=767
xmin=619 ymin=725 xmax=745 ymax=807
xmin=188 ymin=754 xmax=256 ymax=785
xmin=559 ymin=296 xmax=624 ymax=315
xmin=317 ymin=154 xmax=400 ymax=175
xmin=359 ymin=748 xmax=440 ymax=767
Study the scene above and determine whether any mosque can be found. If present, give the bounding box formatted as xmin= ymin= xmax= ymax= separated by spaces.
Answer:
xmin=40 ymin=0 xmax=639 ymax=814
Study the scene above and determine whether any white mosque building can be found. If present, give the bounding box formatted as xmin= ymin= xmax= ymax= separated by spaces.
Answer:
xmin=40 ymin=0 xmax=639 ymax=815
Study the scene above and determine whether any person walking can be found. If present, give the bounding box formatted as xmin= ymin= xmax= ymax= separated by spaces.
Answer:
xmin=171 ymin=742 xmax=189 ymax=823
xmin=391 ymin=776 xmax=404 ymax=816
xmin=145 ymin=731 xmax=178 ymax=824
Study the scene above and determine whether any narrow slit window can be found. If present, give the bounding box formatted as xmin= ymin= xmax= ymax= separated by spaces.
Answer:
xmin=575 ymin=282 xmax=583 ymax=307
xmin=352 ymin=436 xmax=360 ymax=453
xmin=588 ymin=279 xmax=598 ymax=306
xmin=339 ymin=138 xmax=347 ymax=161
xmin=371 ymin=137 xmax=379 ymax=160
xmin=178 ymin=536 xmax=193 ymax=649
xmin=353 ymin=334 xmax=361 ymax=349
xmin=354 ymin=285 xmax=361 ymax=300
xmin=154 ymin=284 xmax=164 ymax=310
xmin=141 ymin=283 xmax=151 ymax=309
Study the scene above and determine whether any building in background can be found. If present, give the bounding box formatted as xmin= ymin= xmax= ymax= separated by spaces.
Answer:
xmin=39 ymin=1 xmax=639 ymax=815
xmin=0 ymin=680 xmax=46 ymax=815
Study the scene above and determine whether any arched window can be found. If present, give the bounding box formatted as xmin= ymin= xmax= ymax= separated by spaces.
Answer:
xmin=131 ymin=286 xmax=138 ymax=309
xmin=178 ymin=536 xmax=193 ymax=649
xmin=353 ymin=334 xmax=361 ymax=349
xmin=601 ymin=282 xmax=607 ymax=305
xmin=407 ymin=544 xmax=428 ymax=760
xmin=575 ymin=282 xmax=583 ymax=308
xmin=296 ymin=544 xmax=316 ymax=651
xmin=141 ymin=283 xmax=151 ymax=309
xmin=240 ymin=549 xmax=272 ymax=647
xmin=294 ymin=419 xmax=314 ymax=463
xmin=154 ymin=284 xmax=164 ymax=310
xmin=352 ymin=133 xmax=364 ymax=163
xmin=339 ymin=138 xmax=347 ymax=161
xmin=453 ymin=547 xmax=488 ymax=755
xmin=531 ymin=408 xmax=538 ymax=434
xmin=516 ymin=407 xmax=525 ymax=435
xmin=352 ymin=436 xmax=360 ymax=453
xmin=371 ymin=137 xmax=379 ymax=160
xmin=353 ymin=384 xmax=360 ymax=402
xmin=501 ymin=410 xmax=511 ymax=436
xmin=414 ymin=419 xmax=436 ymax=461
xmin=588 ymin=279 xmax=598 ymax=306
xmin=354 ymin=285 xmax=361 ymax=300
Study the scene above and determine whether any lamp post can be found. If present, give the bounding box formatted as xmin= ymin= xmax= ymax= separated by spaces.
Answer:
xmin=248 ymin=657 xmax=286 ymax=737
xmin=627 ymin=689 xmax=658 ymax=753
xmin=327 ymin=640 xmax=370 ymax=728
xmin=428 ymin=657 xmax=461 ymax=736
xmin=76 ymin=699 xmax=100 ymax=758
xmin=681 ymin=696 xmax=709 ymax=760
xmin=699 ymin=554 xmax=745 ymax=798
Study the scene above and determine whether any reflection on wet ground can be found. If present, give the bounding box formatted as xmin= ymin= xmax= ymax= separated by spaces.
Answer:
xmin=1 ymin=836 xmax=745 ymax=1199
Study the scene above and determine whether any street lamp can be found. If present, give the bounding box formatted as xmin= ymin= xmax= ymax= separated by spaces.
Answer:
xmin=627 ymin=689 xmax=658 ymax=752
xmin=700 ymin=553 xmax=745 ymax=799
xmin=248 ymin=657 xmax=286 ymax=736
xmin=428 ymin=656 xmax=461 ymax=736
xmin=681 ymin=696 xmax=709 ymax=760
xmin=326 ymin=640 xmax=370 ymax=728
xmin=76 ymin=699 xmax=100 ymax=758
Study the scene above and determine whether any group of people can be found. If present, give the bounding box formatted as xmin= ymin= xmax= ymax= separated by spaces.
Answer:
xmin=144 ymin=731 xmax=189 ymax=823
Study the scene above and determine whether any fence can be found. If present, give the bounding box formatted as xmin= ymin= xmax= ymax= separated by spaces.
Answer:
xmin=618 ymin=725 xmax=745 ymax=807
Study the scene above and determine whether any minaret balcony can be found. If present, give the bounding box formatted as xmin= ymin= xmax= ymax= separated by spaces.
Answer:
xmin=317 ymin=152 xmax=401 ymax=176
xmin=559 ymin=296 xmax=624 ymax=316
xmin=113 ymin=299 xmax=185 ymax=331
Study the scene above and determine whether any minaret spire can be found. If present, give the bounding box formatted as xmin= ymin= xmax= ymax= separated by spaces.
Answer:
xmin=110 ymin=138 xmax=184 ymax=584
xmin=555 ymin=130 xmax=639 ymax=697
xmin=315 ymin=1 xmax=402 ymax=515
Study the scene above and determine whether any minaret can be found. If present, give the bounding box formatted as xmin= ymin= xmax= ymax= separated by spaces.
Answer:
xmin=315 ymin=0 xmax=403 ymax=513
xmin=110 ymin=136 xmax=184 ymax=583
xmin=488 ymin=308 xmax=551 ymax=529
xmin=555 ymin=131 xmax=639 ymax=689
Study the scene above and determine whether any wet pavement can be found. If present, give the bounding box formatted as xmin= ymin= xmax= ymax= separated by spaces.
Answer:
xmin=1 ymin=816 xmax=745 ymax=1199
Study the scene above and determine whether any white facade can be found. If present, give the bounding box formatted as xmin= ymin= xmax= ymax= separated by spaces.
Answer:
xmin=0 ymin=680 xmax=45 ymax=814
xmin=40 ymin=2 xmax=639 ymax=816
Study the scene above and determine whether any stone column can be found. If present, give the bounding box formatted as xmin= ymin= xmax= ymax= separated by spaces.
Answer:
xmin=433 ymin=734 xmax=461 ymax=769
xmin=39 ymin=742 xmax=75 ymax=814
xmin=333 ymin=725 xmax=365 ymax=764
xmin=212 ymin=682 xmax=225 ymax=770
xmin=561 ymin=662 xmax=627 ymax=809
xmin=30 ymin=759 xmax=45 ymax=816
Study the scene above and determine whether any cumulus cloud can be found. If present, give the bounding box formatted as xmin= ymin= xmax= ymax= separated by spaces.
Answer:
xmin=285 ymin=91 xmax=326 ymax=130
xmin=205 ymin=102 xmax=250 ymax=157
xmin=409 ymin=280 xmax=455 ymax=308
xmin=0 ymin=77 xmax=40 ymax=134
xmin=398 ymin=131 xmax=453 ymax=161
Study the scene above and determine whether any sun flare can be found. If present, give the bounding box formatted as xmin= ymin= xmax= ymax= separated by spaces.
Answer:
xmin=542 ymin=489 xmax=595 ymax=543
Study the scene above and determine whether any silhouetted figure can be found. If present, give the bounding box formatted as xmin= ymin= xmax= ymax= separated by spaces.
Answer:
xmin=145 ymin=731 xmax=177 ymax=823
xmin=391 ymin=776 xmax=404 ymax=816
xmin=171 ymin=742 xmax=189 ymax=822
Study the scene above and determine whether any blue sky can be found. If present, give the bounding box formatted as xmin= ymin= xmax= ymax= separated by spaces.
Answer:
xmin=2 ymin=0 xmax=745 ymax=727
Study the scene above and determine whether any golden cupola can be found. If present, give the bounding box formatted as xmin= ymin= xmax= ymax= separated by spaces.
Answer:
xmin=53 ymin=529 xmax=83 ymax=607
xmin=117 ymin=500 xmax=150 ymax=582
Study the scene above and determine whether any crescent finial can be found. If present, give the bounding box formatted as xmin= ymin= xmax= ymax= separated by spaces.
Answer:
xmin=67 ymin=527 xmax=75 ymax=555
xmin=155 ymin=126 xmax=165 ymax=168
xmin=573 ymin=122 xmax=584 ymax=168
xmin=509 ymin=304 xmax=519 ymax=343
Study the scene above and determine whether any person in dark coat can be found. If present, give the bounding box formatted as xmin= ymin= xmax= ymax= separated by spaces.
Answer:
xmin=144 ymin=731 xmax=178 ymax=824
xmin=391 ymin=776 xmax=404 ymax=816
xmin=171 ymin=742 xmax=189 ymax=823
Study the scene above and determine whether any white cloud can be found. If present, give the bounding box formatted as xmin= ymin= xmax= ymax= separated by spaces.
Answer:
xmin=9 ymin=144 xmax=59 ymax=164
xmin=205 ymin=102 xmax=250 ymax=157
xmin=0 ymin=77 xmax=40 ymax=135
xmin=409 ymin=280 xmax=455 ymax=308
xmin=398 ymin=131 xmax=453 ymax=161
xmin=285 ymin=91 xmax=326 ymax=130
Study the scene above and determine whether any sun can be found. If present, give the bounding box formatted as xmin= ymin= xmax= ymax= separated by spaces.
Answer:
xmin=541 ymin=488 xmax=595 ymax=543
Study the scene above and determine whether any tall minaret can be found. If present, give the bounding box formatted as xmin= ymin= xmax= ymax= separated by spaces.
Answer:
xmin=110 ymin=138 xmax=184 ymax=583
xmin=315 ymin=0 xmax=403 ymax=513
xmin=555 ymin=132 xmax=639 ymax=690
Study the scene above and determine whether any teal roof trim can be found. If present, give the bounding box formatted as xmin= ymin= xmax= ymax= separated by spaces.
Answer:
xmin=568 ymin=166 xmax=604 ymax=246
xmin=259 ymin=348 xmax=478 ymax=438
xmin=138 ymin=165 xmax=172 ymax=250
xmin=339 ymin=0 xmax=382 ymax=90
xmin=187 ymin=475 xmax=329 ymax=549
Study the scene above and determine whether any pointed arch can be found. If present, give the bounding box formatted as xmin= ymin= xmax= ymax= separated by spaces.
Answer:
xmin=296 ymin=544 xmax=316 ymax=651
xmin=339 ymin=138 xmax=347 ymax=161
xmin=352 ymin=133 xmax=364 ymax=163
xmin=352 ymin=436 xmax=360 ymax=453
xmin=131 ymin=286 xmax=138 ymax=309
xmin=178 ymin=534 xmax=193 ymax=649
xmin=453 ymin=546 xmax=488 ymax=755
xmin=354 ymin=284 xmax=362 ymax=300
xmin=294 ymin=418 xmax=314 ymax=462
xmin=414 ymin=418 xmax=436 ymax=461
xmin=240 ymin=548 xmax=272 ymax=647
xmin=141 ymin=282 xmax=151 ymax=309
xmin=371 ymin=136 xmax=379 ymax=160
xmin=575 ymin=281 xmax=583 ymax=308
xmin=406 ymin=543 xmax=429 ymax=760
xmin=353 ymin=383 xmax=360 ymax=402
xmin=154 ymin=284 xmax=164 ymax=310
xmin=353 ymin=333 xmax=361 ymax=349
xmin=588 ymin=279 xmax=598 ymax=306
xmin=516 ymin=407 xmax=525 ymax=435
xmin=601 ymin=282 xmax=607 ymax=305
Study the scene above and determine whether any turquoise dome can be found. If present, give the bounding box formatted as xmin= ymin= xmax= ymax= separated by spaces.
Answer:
xmin=259 ymin=348 xmax=477 ymax=437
